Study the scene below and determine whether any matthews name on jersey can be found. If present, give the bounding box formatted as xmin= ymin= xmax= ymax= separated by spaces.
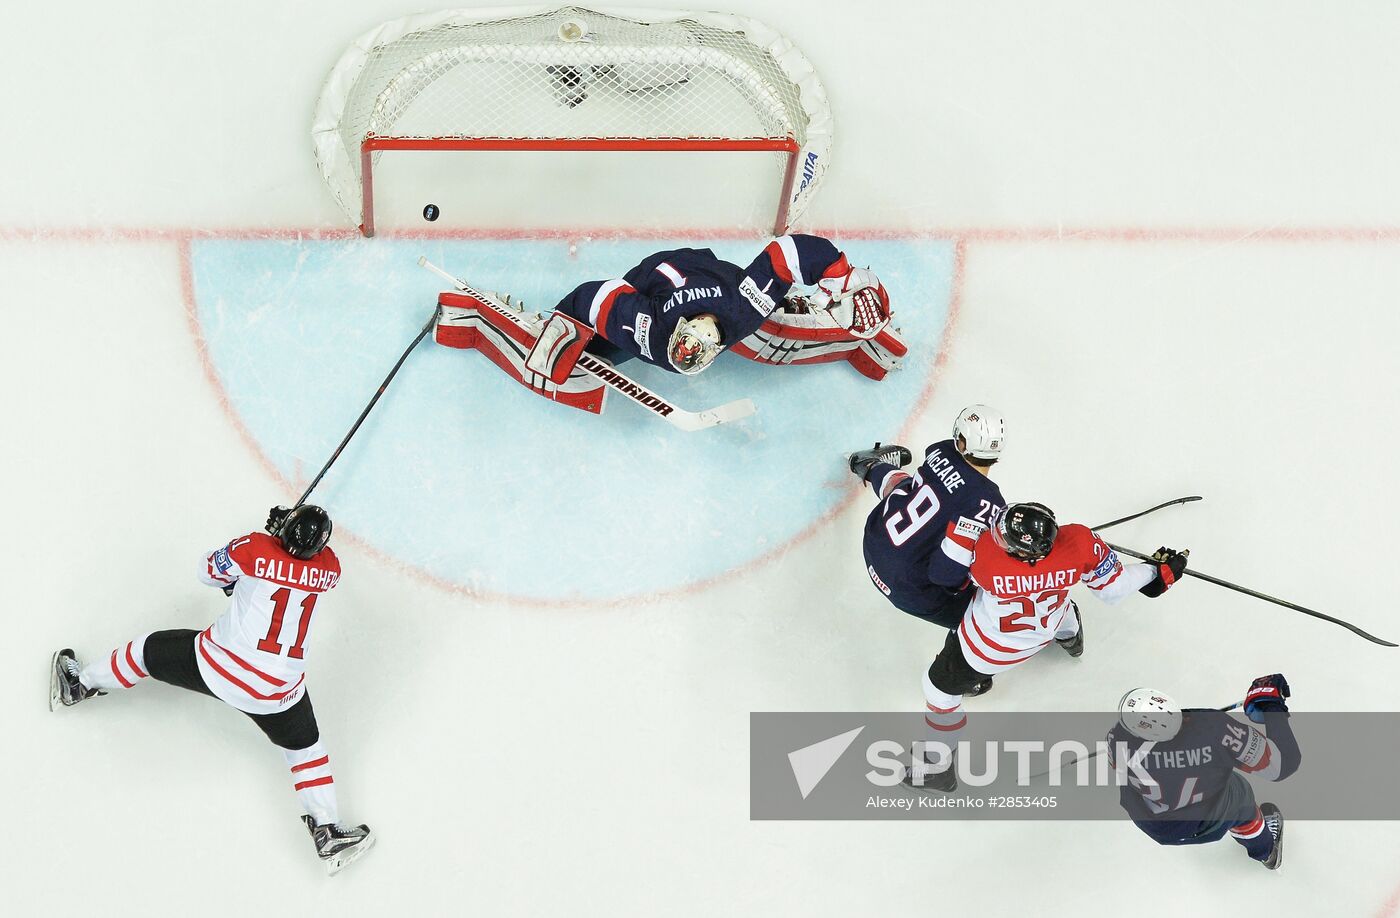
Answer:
xmin=863 ymin=439 xmax=1005 ymax=613
xmin=553 ymin=234 xmax=854 ymax=373
xmin=199 ymin=532 xmax=342 ymax=714
xmin=961 ymin=524 xmax=1154 ymax=673
xmin=1106 ymin=710 xmax=1302 ymax=843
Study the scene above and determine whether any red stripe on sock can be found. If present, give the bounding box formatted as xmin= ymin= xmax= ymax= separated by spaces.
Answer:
xmin=110 ymin=649 xmax=134 ymax=688
xmin=293 ymin=775 xmax=335 ymax=791
xmin=291 ymin=755 xmax=330 ymax=774
xmin=125 ymin=642 xmax=147 ymax=679
xmin=1230 ymin=808 xmax=1264 ymax=836
xmin=926 ymin=716 xmax=968 ymax=732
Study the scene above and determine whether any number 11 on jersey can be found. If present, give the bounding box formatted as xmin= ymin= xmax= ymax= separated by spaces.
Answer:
xmin=256 ymin=588 xmax=317 ymax=659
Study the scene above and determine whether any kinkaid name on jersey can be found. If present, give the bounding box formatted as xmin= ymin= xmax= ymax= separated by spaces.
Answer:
xmin=990 ymin=568 xmax=1079 ymax=595
xmin=252 ymin=557 xmax=340 ymax=591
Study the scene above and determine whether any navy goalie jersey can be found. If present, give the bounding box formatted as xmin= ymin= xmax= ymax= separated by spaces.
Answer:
xmin=862 ymin=439 xmax=1006 ymax=615
xmin=552 ymin=235 xmax=850 ymax=373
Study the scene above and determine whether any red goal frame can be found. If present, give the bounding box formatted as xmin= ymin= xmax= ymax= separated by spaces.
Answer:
xmin=358 ymin=135 xmax=803 ymax=237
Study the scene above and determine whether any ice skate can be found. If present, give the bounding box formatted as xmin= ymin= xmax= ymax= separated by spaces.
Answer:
xmin=848 ymin=442 xmax=913 ymax=480
xmin=49 ymin=649 xmax=104 ymax=711
xmin=303 ymin=815 xmax=375 ymax=875
xmin=901 ymin=753 xmax=958 ymax=794
xmin=1056 ymin=603 xmax=1084 ymax=658
xmin=1258 ymin=803 xmax=1284 ymax=870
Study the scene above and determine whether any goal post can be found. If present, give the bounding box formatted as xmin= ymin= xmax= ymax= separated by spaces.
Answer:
xmin=313 ymin=6 xmax=832 ymax=236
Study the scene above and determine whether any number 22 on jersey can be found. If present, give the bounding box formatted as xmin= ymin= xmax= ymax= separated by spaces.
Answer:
xmin=997 ymin=589 xmax=1069 ymax=633
xmin=256 ymin=587 xmax=317 ymax=659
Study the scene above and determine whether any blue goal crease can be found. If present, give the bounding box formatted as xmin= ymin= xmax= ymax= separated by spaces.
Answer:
xmin=190 ymin=236 xmax=955 ymax=600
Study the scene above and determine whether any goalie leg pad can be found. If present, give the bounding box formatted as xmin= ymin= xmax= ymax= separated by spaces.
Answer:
xmin=435 ymin=292 xmax=606 ymax=414
xmin=525 ymin=311 xmax=594 ymax=385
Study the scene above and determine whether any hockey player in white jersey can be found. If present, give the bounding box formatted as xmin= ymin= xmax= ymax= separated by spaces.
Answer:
xmin=49 ymin=505 xmax=374 ymax=875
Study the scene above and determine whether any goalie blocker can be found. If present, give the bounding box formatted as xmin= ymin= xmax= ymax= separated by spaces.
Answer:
xmin=435 ymin=291 xmax=608 ymax=414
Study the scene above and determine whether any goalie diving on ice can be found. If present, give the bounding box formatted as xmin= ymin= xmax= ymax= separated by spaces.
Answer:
xmin=424 ymin=235 xmax=908 ymax=430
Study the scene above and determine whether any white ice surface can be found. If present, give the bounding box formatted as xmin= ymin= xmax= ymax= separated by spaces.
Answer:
xmin=3 ymin=2 xmax=1399 ymax=915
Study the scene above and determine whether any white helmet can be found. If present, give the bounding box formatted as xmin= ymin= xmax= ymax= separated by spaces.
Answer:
xmin=1118 ymin=687 xmax=1182 ymax=742
xmin=668 ymin=314 xmax=723 ymax=375
xmin=952 ymin=404 xmax=1005 ymax=461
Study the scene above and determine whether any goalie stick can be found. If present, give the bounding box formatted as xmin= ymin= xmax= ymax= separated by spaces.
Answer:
xmin=418 ymin=256 xmax=756 ymax=432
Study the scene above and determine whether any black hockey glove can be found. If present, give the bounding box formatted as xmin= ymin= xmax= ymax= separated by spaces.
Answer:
xmin=266 ymin=505 xmax=291 ymax=535
xmin=1138 ymin=546 xmax=1188 ymax=598
xmin=1243 ymin=673 xmax=1291 ymax=723
xmin=222 ymin=584 xmax=236 ymax=597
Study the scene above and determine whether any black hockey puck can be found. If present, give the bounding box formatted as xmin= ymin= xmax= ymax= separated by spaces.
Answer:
xmin=423 ymin=204 xmax=440 ymax=222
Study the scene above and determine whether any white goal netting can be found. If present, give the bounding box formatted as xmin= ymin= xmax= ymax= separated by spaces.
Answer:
xmin=313 ymin=5 xmax=833 ymax=234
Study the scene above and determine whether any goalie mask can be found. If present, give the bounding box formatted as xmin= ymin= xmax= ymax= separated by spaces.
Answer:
xmin=668 ymin=314 xmax=723 ymax=375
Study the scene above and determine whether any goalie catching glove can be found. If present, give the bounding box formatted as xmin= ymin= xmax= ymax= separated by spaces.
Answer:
xmin=805 ymin=266 xmax=892 ymax=340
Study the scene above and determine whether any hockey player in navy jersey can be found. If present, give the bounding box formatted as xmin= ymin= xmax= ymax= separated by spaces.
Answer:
xmin=1107 ymin=675 xmax=1300 ymax=870
xmin=849 ymin=406 xmax=1007 ymax=693
xmin=430 ymin=235 xmax=909 ymax=419
xmin=551 ymin=234 xmax=903 ymax=377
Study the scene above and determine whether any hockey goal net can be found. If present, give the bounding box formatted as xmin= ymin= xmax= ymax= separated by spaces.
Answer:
xmin=313 ymin=5 xmax=832 ymax=236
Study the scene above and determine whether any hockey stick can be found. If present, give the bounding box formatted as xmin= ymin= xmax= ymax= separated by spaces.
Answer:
xmin=1025 ymin=702 xmax=1242 ymax=782
xmin=295 ymin=308 xmax=439 ymax=507
xmin=1108 ymin=541 xmax=1398 ymax=648
xmin=418 ymin=256 xmax=756 ymax=432
xmin=1092 ymin=496 xmax=1202 ymax=532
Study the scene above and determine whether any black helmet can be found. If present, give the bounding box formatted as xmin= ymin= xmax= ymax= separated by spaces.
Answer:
xmin=993 ymin=502 xmax=1057 ymax=561
xmin=273 ymin=505 xmax=333 ymax=560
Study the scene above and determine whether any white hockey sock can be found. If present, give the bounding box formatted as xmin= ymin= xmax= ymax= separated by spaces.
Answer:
xmin=285 ymin=741 xmax=339 ymax=826
xmin=1054 ymin=604 xmax=1081 ymax=641
xmin=919 ymin=669 xmax=966 ymax=774
xmin=79 ymin=636 xmax=152 ymax=691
